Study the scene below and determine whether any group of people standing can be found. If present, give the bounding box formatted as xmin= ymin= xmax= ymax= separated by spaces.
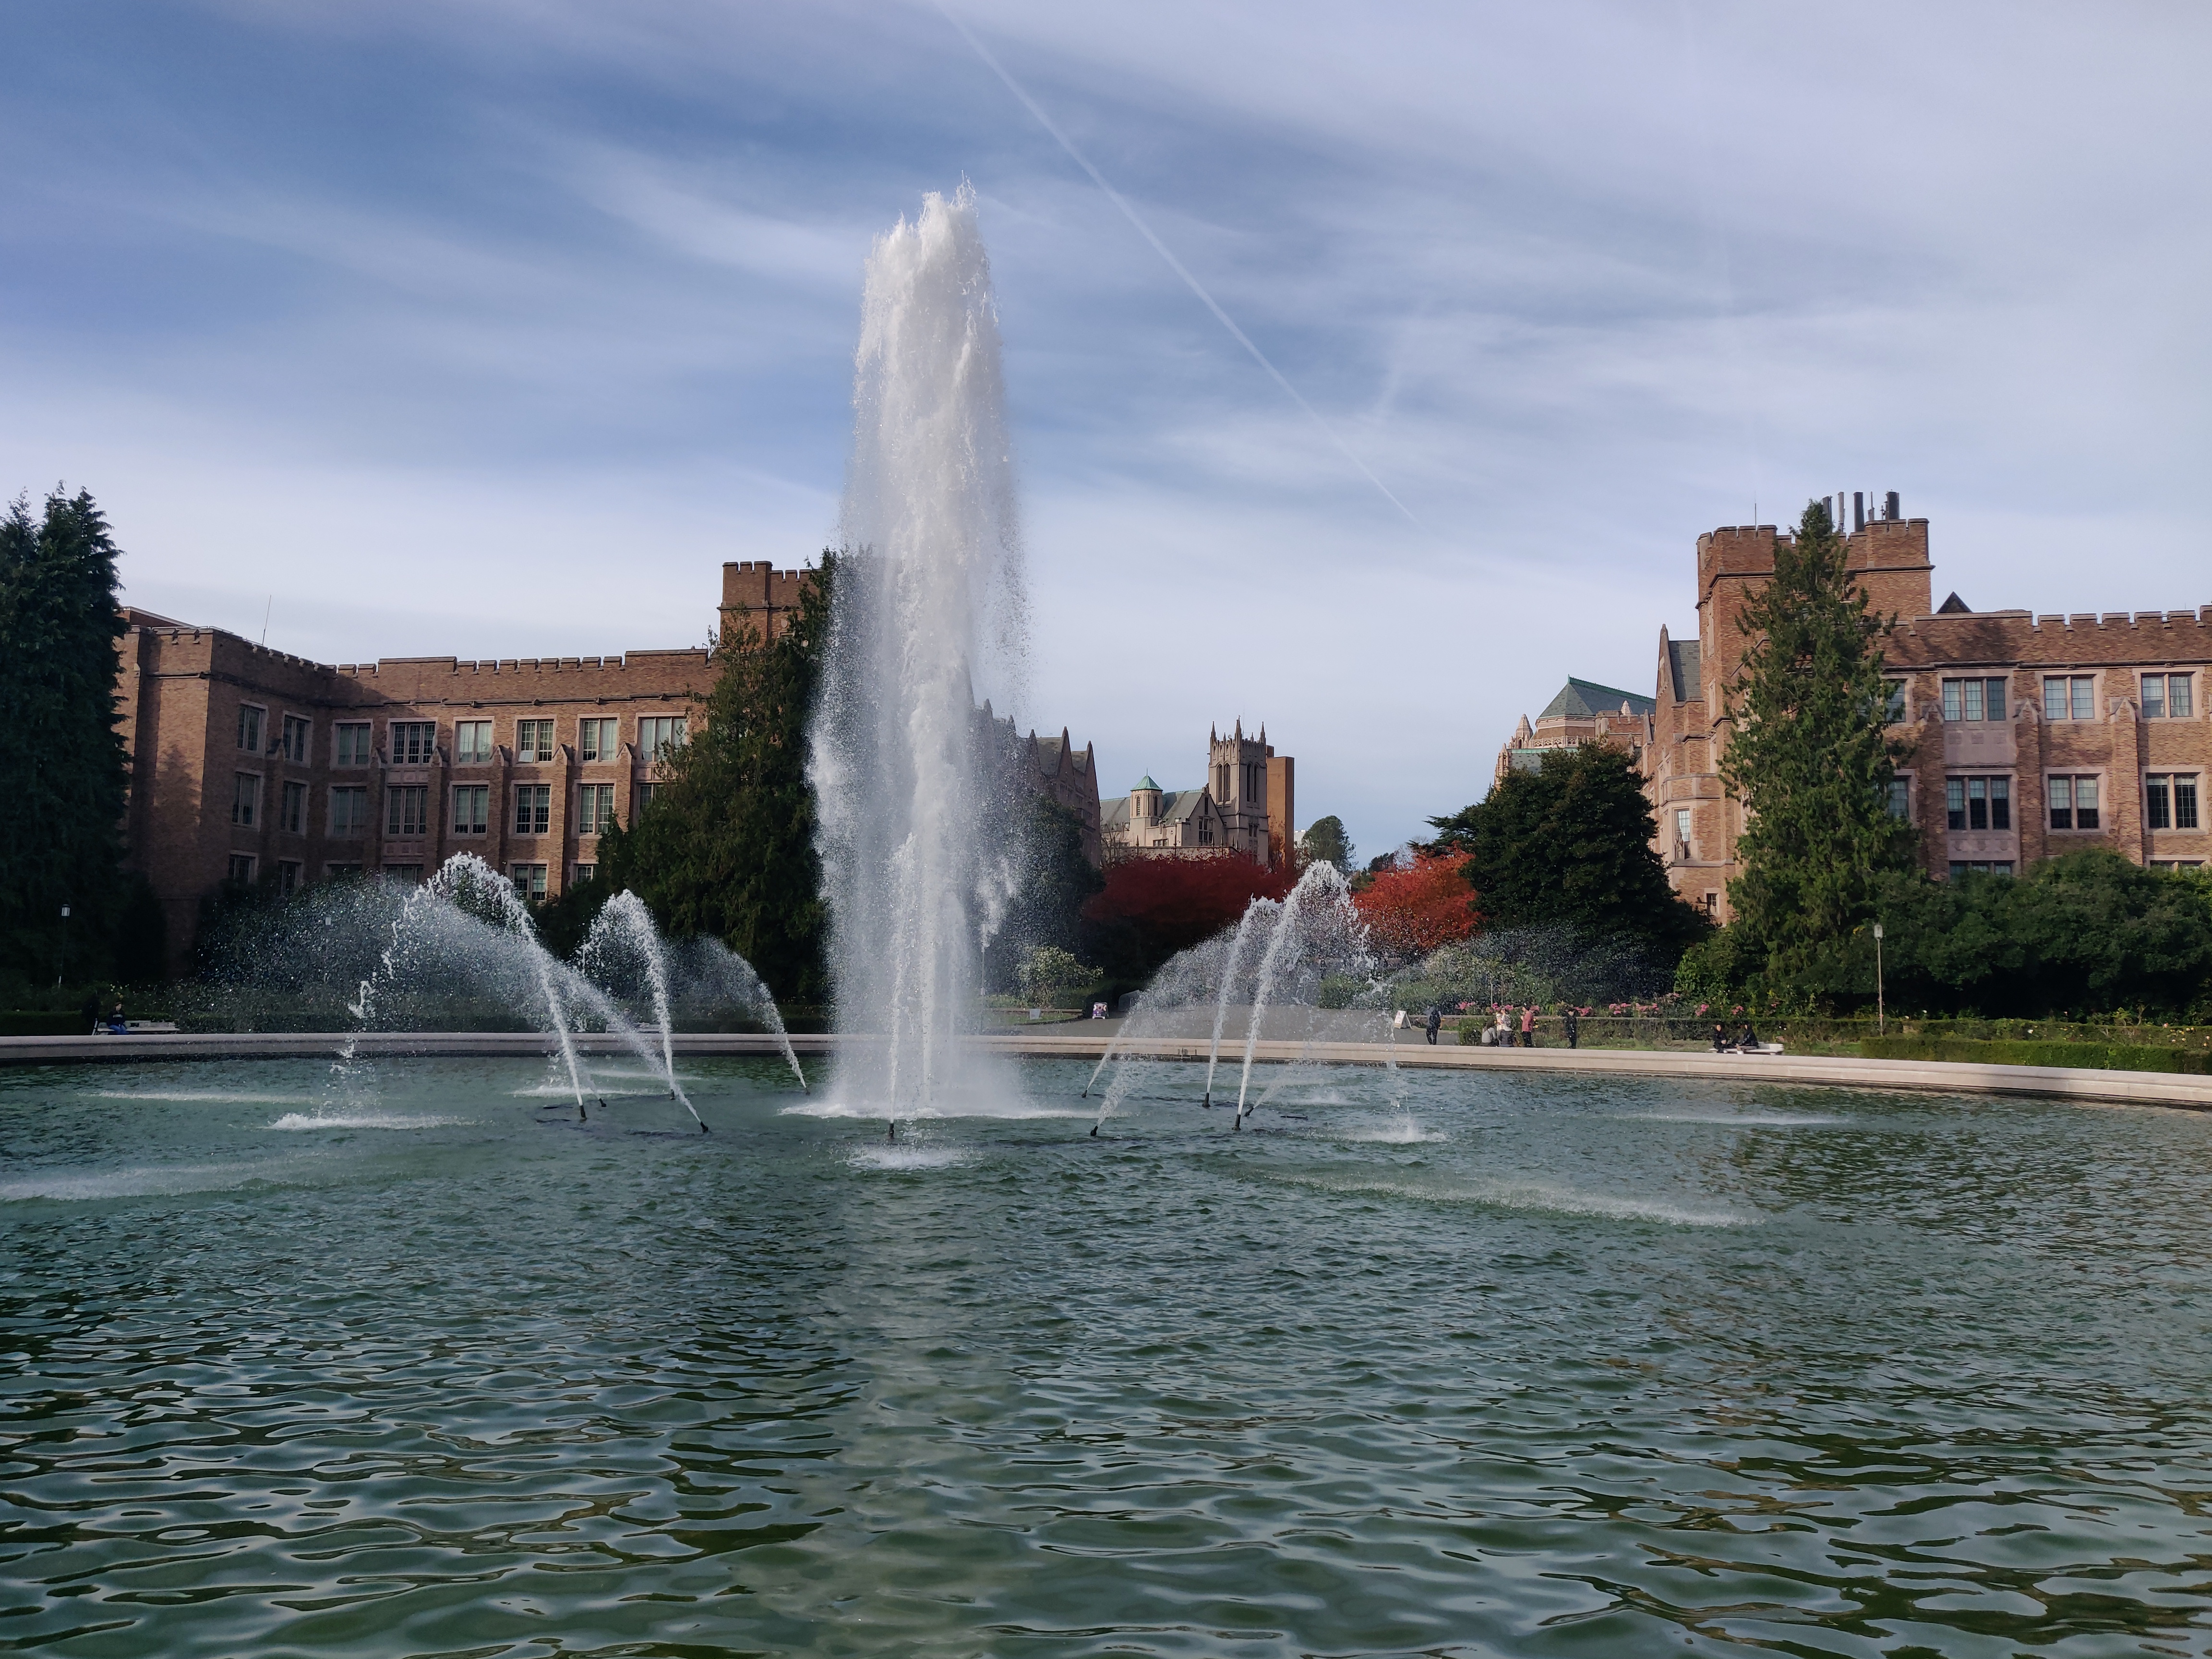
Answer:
xmin=1431 ymin=1004 xmax=1580 ymax=1049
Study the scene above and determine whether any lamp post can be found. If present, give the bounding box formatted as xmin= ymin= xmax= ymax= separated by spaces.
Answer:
xmin=57 ymin=903 xmax=70 ymax=989
xmin=1873 ymin=921 xmax=1885 ymax=1037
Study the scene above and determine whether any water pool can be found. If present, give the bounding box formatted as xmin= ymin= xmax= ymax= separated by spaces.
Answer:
xmin=3 ymin=1057 xmax=2210 ymax=1656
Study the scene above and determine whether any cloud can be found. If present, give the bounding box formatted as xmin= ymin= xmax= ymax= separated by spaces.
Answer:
xmin=2 ymin=0 xmax=2209 ymax=858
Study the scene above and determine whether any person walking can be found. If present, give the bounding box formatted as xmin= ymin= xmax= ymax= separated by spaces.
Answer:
xmin=1424 ymin=1005 xmax=1442 ymax=1046
xmin=1493 ymin=1006 xmax=1511 ymax=1047
xmin=1563 ymin=1007 xmax=1579 ymax=1049
xmin=1519 ymin=1005 xmax=1536 ymax=1048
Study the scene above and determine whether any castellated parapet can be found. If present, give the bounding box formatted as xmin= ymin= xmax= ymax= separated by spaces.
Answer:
xmin=1641 ymin=511 xmax=2211 ymax=922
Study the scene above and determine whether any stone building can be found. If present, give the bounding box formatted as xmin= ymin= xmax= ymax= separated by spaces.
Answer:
xmin=118 ymin=559 xmax=1098 ymax=969
xmin=1493 ymin=679 xmax=1656 ymax=785
xmin=1640 ymin=496 xmax=2211 ymax=920
xmin=1101 ymin=720 xmax=1296 ymax=865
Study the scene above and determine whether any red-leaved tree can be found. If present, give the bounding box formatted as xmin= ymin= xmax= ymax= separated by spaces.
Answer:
xmin=1080 ymin=854 xmax=1298 ymax=979
xmin=1352 ymin=852 xmax=1480 ymax=959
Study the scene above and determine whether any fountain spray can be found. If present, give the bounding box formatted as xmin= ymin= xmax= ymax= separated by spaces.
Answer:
xmin=810 ymin=185 xmax=1027 ymax=1131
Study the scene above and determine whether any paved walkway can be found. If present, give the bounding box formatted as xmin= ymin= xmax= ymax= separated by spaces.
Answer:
xmin=2 ymin=1029 xmax=2207 ymax=1111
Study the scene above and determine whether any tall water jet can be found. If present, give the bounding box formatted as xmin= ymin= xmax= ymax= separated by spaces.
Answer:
xmin=810 ymin=186 xmax=1027 ymax=1125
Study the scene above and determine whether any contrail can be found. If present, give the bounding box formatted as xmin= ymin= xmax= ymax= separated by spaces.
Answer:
xmin=934 ymin=4 xmax=1423 ymax=529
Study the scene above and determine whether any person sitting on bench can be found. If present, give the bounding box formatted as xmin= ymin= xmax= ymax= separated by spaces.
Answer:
xmin=1736 ymin=1021 xmax=1759 ymax=1051
xmin=1712 ymin=1022 xmax=1731 ymax=1052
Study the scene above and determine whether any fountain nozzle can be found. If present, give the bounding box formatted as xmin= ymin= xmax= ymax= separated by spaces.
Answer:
xmin=1089 ymin=1122 xmax=1099 ymax=1137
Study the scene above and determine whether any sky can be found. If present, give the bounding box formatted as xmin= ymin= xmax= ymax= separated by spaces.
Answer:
xmin=4 ymin=1 xmax=2209 ymax=859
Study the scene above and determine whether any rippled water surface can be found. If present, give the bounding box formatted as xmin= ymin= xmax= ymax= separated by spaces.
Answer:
xmin=5 ymin=1056 xmax=2212 ymax=1657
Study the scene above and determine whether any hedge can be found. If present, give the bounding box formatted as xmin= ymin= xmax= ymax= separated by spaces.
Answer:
xmin=1860 ymin=1036 xmax=2212 ymax=1074
xmin=0 ymin=1011 xmax=96 ymax=1036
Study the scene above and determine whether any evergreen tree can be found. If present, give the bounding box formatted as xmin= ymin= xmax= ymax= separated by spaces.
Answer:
xmin=983 ymin=794 xmax=1104 ymax=992
xmin=589 ymin=553 xmax=837 ymax=1004
xmin=1429 ymin=743 xmax=1706 ymax=957
xmin=1298 ymin=815 xmax=1353 ymax=871
xmin=0 ymin=489 xmax=130 ymax=987
xmin=1719 ymin=499 xmax=1917 ymax=974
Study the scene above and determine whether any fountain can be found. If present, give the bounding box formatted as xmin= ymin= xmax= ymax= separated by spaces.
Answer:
xmin=578 ymin=896 xmax=810 ymax=1096
xmin=1089 ymin=861 xmax=1403 ymax=1136
xmin=339 ymin=854 xmax=768 ymax=1131
xmin=809 ymin=184 xmax=1027 ymax=1132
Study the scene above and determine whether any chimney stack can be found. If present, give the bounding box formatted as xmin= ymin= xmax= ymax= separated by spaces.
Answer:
xmin=1852 ymin=491 xmax=1865 ymax=531
xmin=1884 ymin=490 xmax=1900 ymax=521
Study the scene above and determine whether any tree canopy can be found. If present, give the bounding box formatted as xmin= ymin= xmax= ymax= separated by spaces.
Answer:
xmin=983 ymin=793 xmax=1104 ymax=993
xmin=576 ymin=553 xmax=837 ymax=1003
xmin=1351 ymin=851 xmax=1479 ymax=961
xmin=1429 ymin=743 xmax=1706 ymax=958
xmin=1298 ymin=815 xmax=1353 ymax=872
xmin=0 ymin=488 xmax=141 ymax=989
xmin=1719 ymin=498 xmax=1917 ymax=975
xmin=1079 ymin=854 xmax=1296 ymax=994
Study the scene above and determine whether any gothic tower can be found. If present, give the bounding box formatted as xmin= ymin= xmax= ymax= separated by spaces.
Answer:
xmin=1208 ymin=719 xmax=1274 ymax=865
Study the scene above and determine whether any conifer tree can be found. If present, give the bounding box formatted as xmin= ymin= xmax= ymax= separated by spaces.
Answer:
xmin=1719 ymin=499 xmax=1916 ymax=974
xmin=587 ymin=553 xmax=837 ymax=1004
xmin=0 ymin=489 xmax=131 ymax=986
xmin=1429 ymin=743 xmax=1705 ymax=957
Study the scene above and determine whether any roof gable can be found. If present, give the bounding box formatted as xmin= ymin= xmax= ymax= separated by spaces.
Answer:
xmin=1539 ymin=676 xmax=1657 ymax=720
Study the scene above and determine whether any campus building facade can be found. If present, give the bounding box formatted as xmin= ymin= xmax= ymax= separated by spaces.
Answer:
xmin=118 ymin=559 xmax=1101 ymax=969
xmin=1492 ymin=678 xmax=1656 ymax=786
xmin=1640 ymin=502 xmax=2211 ymax=920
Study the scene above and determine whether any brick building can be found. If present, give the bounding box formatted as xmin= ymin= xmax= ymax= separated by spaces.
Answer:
xmin=118 ymin=559 xmax=1100 ymax=970
xmin=1493 ymin=678 xmax=1656 ymax=786
xmin=1640 ymin=497 xmax=2210 ymax=920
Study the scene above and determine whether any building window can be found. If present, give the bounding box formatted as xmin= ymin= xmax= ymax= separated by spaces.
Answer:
xmin=571 ymin=863 xmax=596 ymax=886
xmin=231 ymin=773 xmax=260 ymax=826
xmin=2043 ymin=675 xmax=2096 ymax=721
xmin=330 ymin=785 xmax=369 ymax=838
xmin=335 ymin=723 xmax=372 ymax=767
xmin=280 ymin=714 xmax=312 ymax=763
xmin=2147 ymin=774 xmax=2200 ymax=832
xmin=227 ymin=854 xmax=256 ymax=883
xmin=452 ymin=784 xmax=489 ymax=835
xmin=577 ymin=782 xmax=615 ymax=836
xmin=2143 ymin=673 xmax=2196 ymax=719
xmin=1940 ymin=678 xmax=2007 ymax=722
xmin=383 ymin=864 xmax=424 ymax=884
xmin=635 ymin=782 xmax=659 ymax=812
xmin=515 ymin=719 xmax=555 ymax=764
xmin=2048 ymin=775 xmax=2100 ymax=831
xmin=1702 ymin=891 xmax=1719 ymax=915
xmin=638 ymin=716 xmax=686 ymax=763
xmin=1945 ymin=776 xmax=2009 ymax=831
xmin=1948 ymin=862 xmax=2015 ymax=878
xmin=2151 ymin=859 xmax=2206 ymax=870
xmin=1674 ymin=807 xmax=1692 ymax=853
xmin=390 ymin=721 xmax=436 ymax=765
xmin=513 ymin=783 xmax=551 ymax=835
xmin=579 ymin=717 xmax=619 ymax=762
xmin=276 ymin=860 xmax=301 ymax=895
xmin=454 ymin=720 xmax=493 ymax=764
xmin=280 ymin=780 xmax=306 ymax=834
xmin=386 ymin=785 xmax=428 ymax=837
xmin=237 ymin=704 xmax=265 ymax=753
xmin=509 ymin=862 xmax=548 ymax=902
xmin=1887 ymin=779 xmax=1911 ymax=819
xmin=1884 ymin=681 xmax=1907 ymax=722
